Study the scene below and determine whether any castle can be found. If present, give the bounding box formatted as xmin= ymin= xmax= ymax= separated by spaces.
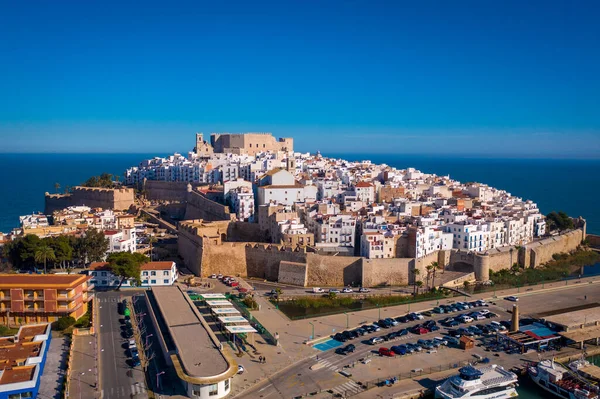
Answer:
xmin=45 ymin=186 xmax=135 ymax=214
xmin=195 ymin=132 xmax=293 ymax=156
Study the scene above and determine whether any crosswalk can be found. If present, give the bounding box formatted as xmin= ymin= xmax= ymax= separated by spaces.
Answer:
xmin=313 ymin=357 xmax=341 ymax=372
xmin=100 ymin=383 xmax=146 ymax=398
xmin=331 ymin=380 xmax=363 ymax=396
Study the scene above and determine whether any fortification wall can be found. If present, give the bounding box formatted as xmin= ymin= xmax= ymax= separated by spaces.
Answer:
xmin=177 ymin=226 xmax=204 ymax=276
xmin=45 ymin=186 xmax=134 ymax=213
xmin=184 ymin=190 xmax=234 ymax=221
xmin=202 ymin=242 xmax=249 ymax=277
xmin=144 ymin=180 xmax=204 ymax=202
xmin=361 ymin=258 xmax=412 ymax=287
xmin=306 ymin=253 xmax=362 ymax=287
xmin=226 ymin=222 xmax=268 ymax=242
xmin=527 ymin=229 xmax=583 ymax=267
xmin=278 ymin=261 xmax=308 ymax=287
xmin=587 ymin=234 xmax=600 ymax=248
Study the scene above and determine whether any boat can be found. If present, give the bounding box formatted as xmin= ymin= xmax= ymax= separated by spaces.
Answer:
xmin=435 ymin=364 xmax=518 ymax=399
xmin=528 ymin=359 xmax=599 ymax=399
xmin=569 ymin=357 xmax=600 ymax=384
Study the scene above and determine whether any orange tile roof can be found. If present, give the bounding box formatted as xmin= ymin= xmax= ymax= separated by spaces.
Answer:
xmin=0 ymin=274 xmax=90 ymax=288
xmin=89 ymin=262 xmax=110 ymax=271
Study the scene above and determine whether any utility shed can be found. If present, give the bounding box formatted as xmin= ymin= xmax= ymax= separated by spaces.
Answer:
xmin=460 ymin=336 xmax=475 ymax=350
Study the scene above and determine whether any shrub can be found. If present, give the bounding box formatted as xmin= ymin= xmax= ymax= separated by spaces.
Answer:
xmin=52 ymin=316 xmax=76 ymax=331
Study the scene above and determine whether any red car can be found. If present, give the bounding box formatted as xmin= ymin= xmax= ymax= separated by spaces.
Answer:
xmin=413 ymin=327 xmax=429 ymax=335
xmin=230 ymin=282 xmax=239 ymax=288
xmin=379 ymin=347 xmax=395 ymax=357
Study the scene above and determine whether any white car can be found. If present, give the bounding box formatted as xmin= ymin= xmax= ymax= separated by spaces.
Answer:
xmin=433 ymin=337 xmax=448 ymax=346
xmin=505 ymin=296 xmax=519 ymax=302
xmin=411 ymin=312 xmax=424 ymax=320
xmin=217 ymin=274 xmax=223 ymax=279
xmin=358 ymin=287 xmax=370 ymax=293
xmin=368 ymin=337 xmax=384 ymax=345
xmin=128 ymin=339 xmax=137 ymax=349
xmin=479 ymin=309 xmax=490 ymax=315
xmin=342 ymin=288 xmax=353 ymax=293
xmin=210 ymin=274 xmax=217 ymax=279
xmin=460 ymin=316 xmax=474 ymax=323
xmin=237 ymin=365 xmax=245 ymax=374
xmin=474 ymin=314 xmax=486 ymax=321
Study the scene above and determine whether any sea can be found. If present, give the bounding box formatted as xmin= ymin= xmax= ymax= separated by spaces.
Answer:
xmin=0 ymin=153 xmax=598 ymax=236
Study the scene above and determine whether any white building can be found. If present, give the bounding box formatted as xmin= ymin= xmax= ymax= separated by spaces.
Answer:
xmin=19 ymin=213 xmax=49 ymax=229
xmin=88 ymin=261 xmax=178 ymax=288
xmin=411 ymin=226 xmax=453 ymax=259
xmin=230 ymin=187 xmax=255 ymax=222
xmin=310 ymin=214 xmax=357 ymax=248
xmin=104 ymin=228 xmax=137 ymax=254
xmin=354 ymin=182 xmax=375 ymax=204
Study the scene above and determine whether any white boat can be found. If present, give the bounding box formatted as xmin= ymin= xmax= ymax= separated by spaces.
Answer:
xmin=528 ymin=359 xmax=599 ymax=399
xmin=435 ymin=364 xmax=518 ymax=399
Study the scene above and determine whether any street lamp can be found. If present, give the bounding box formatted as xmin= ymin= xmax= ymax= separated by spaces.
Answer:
xmin=145 ymin=334 xmax=153 ymax=348
xmin=344 ymin=312 xmax=349 ymax=328
xmin=309 ymin=321 xmax=314 ymax=340
xmin=156 ymin=371 xmax=165 ymax=390
xmin=377 ymin=304 xmax=381 ymax=320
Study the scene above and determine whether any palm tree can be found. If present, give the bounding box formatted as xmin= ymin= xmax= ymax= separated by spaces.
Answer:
xmin=430 ymin=261 xmax=440 ymax=288
xmin=35 ymin=245 xmax=56 ymax=274
xmin=415 ymin=281 xmax=424 ymax=296
xmin=411 ymin=268 xmax=421 ymax=296
xmin=54 ymin=182 xmax=61 ymax=193
xmin=425 ymin=265 xmax=434 ymax=290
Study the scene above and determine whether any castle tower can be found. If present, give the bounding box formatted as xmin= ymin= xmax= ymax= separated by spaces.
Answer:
xmin=286 ymin=157 xmax=296 ymax=172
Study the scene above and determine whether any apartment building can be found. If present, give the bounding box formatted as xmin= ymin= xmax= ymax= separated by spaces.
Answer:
xmin=229 ymin=187 xmax=255 ymax=222
xmin=354 ymin=182 xmax=375 ymax=204
xmin=104 ymin=228 xmax=137 ymax=254
xmin=0 ymin=274 xmax=93 ymax=325
xmin=309 ymin=214 xmax=357 ymax=248
xmin=407 ymin=226 xmax=453 ymax=259
xmin=0 ymin=323 xmax=51 ymax=399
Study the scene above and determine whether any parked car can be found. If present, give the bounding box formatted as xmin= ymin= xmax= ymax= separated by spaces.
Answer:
xmin=128 ymin=347 xmax=139 ymax=359
xmin=391 ymin=345 xmax=407 ymax=355
xmin=505 ymin=296 xmax=519 ymax=302
xmin=371 ymin=323 xmax=381 ymax=332
xmin=238 ymin=365 xmax=245 ymax=374
xmin=385 ymin=332 xmax=398 ymax=341
xmin=342 ymin=288 xmax=353 ymax=293
xmin=443 ymin=335 xmax=460 ymax=346
xmin=457 ymin=327 xmax=474 ymax=337
xmin=409 ymin=343 xmax=423 ymax=352
xmin=362 ymin=324 xmax=375 ymax=333
xmin=412 ymin=327 xmax=429 ymax=335
xmin=467 ymin=325 xmax=483 ymax=335
xmin=433 ymin=307 xmax=445 ymax=314
xmin=217 ymin=274 xmax=223 ymax=279
xmin=379 ymin=347 xmax=395 ymax=357
xmin=433 ymin=337 xmax=448 ymax=346
xmin=396 ymin=316 xmax=409 ymax=323
xmin=459 ymin=316 xmax=474 ymax=323
xmin=397 ymin=328 xmax=409 ymax=336
xmin=417 ymin=339 xmax=433 ymax=350
xmin=312 ymin=287 xmax=325 ymax=293
xmin=336 ymin=344 xmax=356 ymax=355
xmin=368 ymin=337 xmax=384 ymax=345
xmin=409 ymin=312 xmax=424 ymax=320
xmin=402 ymin=344 xmax=415 ymax=353
xmin=210 ymin=274 xmax=217 ymax=279
xmin=358 ymin=287 xmax=370 ymax=293
xmin=329 ymin=288 xmax=340 ymax=294
xmin=429 ymin=325 xmax=440 ymax=331
xmin=447 ymin=320 xmax=460 ymax=327
xmin=385 ymin=317 xmax=399 ymax=326
xmin=334 ymin=333 xmax=347 ymax=342
xmin=485 ymin=312 xmax=499 ymax=318
xmin=356 ymin=328 xmax=368 ymax=336
xmin=130 ymin=357 xmax=141 ymax=367
xmin=378 ymin=319 xmax=392 ymax=328
xmin=479 ymin=309 xmax=490 ymax=315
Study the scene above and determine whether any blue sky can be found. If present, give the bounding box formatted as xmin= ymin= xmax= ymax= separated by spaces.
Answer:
xmin=1 ymin=0 xmax=599 ymax=157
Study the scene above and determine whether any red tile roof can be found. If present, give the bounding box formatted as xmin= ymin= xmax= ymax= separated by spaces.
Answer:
xmin=89 ymin=262 xmax=110 ymax=271
xmin=355 ymin=182 xmax=373 ymax=188
xmin=141 ymin=262 xmax=175 ymax=271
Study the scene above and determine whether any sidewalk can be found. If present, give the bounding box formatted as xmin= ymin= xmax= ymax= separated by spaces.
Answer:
xmin=69 ymin=334 xmax=100 ymax=399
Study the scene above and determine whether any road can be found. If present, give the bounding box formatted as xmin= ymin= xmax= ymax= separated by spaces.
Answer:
xmin=97 ymin=291 xmax=148 ymax=399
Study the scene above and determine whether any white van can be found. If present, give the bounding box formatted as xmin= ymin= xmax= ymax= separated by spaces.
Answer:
xmin=490 ymin=321 xmax=506 ymax=331
xmin=312 ymin=287 xmax=325 ymax=293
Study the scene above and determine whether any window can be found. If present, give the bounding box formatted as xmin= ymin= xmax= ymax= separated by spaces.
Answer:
xmin=164 ymin=279 xmax=169 ymax=284
xmin=143 ymin=280 xmax=148 ymax=284
xmin=224 ymin=378 xmax=230 ymax=391
xmin=150 ymin=279 xmax=156 ymax=284
xmin=101 ymin=280 xmax=107 ymax=285
xmin=101 ymin=272 xmax=107 ymax=276
xmin=142 ymin=271 xmax=148 ymax=276
xmin=151 ymin=271 xmax=156 ymax=276
xmin=163 ymin=270 xmax=169 ymax=275
xmin=91 ymin=271 xmax=97 ymax=276
xmin=209 ymin=384 xmax=218 ymax=396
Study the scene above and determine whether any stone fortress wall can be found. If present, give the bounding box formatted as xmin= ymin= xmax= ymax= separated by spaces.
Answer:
xmin=45 ymin=186 xmax=134 ymax=213
xmin=184 ymin=190 xmax=235 ymax=222
xmin=178 ymin=219 xmax=586 ymax=287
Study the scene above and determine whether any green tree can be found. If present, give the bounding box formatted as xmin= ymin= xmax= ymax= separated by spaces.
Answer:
xmin=35 ymin=245 xmax=56 ymax=274
xmin=415 ymin=281 xmax=423 ymax=295
xmin=77 ymin=228 xmax=109 ymax=264
xmin=327 ymin=291 xmax=337 ymax=300
xmin=546 ymin=211 xmax=574 ymax=232
xmin=47 ymin=236 xmax=73 ymax=270
xmin=4 ymin=235 xmax=43 ymax=269
xmin=107 ymin=252 xmax=149 ymax=290
xmin=148 ymin=236 xmax=158 ymax=261
xmin=431 ymin=261 xmax=442 ymax=287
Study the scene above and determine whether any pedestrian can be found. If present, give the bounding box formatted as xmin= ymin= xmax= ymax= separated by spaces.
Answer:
xmin=263 ymin=356 xmax=266 ymax=364
xmin=259 ymin=356 xmax=263 ymax=363
xmin=585 ymin=295 xmax=587 ymax=300
xmin=316 ymin=355 xmax=319 ymax=361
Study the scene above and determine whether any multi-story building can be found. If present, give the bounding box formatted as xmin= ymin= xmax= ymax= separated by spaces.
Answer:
xmin=309 ymin=214 xmax=357 ymax=248
xmin=277 ymin=219 xmax=314 ymax=247
xmin=407 ymin=226 xmax=453 ymax=259
xmin=19 ymin=213 xmax=49 ymax=229
xmin=88 ymin=261 xmax=179 ymax=288
xmin=353 ymin=182 xmax=375 ymax=204
xmin=360 ymin=231 xmax=397 ymax=259
xmin=0 ymin=323 xmax=52 ymax=399
xmin=0 ymin=274 xmax=93 ymax=325
xmin=229 ymin=187 xmax=255 ymax=222
xmin=104 ymin=228 xmax=137 ymax=254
